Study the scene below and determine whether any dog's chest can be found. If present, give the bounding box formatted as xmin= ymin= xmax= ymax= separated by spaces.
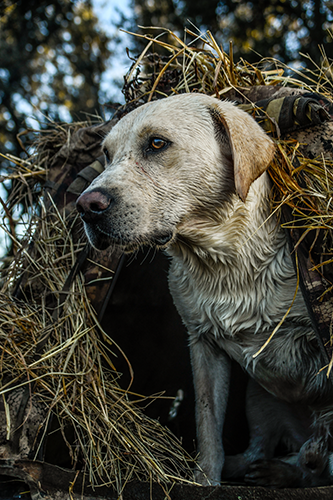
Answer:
xmin=168 ymin=240 xmax=312 ymax=379
xmin=170 ymin=241 xmax=297 ymax=329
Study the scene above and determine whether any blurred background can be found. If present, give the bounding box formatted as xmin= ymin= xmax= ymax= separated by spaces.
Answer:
xmin=0 ymin=0 xmax=333 ymax=255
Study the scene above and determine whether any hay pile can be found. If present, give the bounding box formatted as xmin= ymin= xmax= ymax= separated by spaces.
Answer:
xmin=0 ymin=137 xmax=194 ymax=490
xmin=122 ymin=27 xmax=333 ymax=371
xmin=122 ymin=28 xmax=333 ymax=237
xmin=1 ymin=27 xmax=333 ymax=491
xmin=123 ymin=28 xmax=332 ymax=98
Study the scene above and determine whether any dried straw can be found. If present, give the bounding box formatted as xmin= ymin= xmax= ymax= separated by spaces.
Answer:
xmin=0 ymin=138 xmax=194 ymax=491
xmin=121 ymin=27 xmax=333 ymax=359
xmin=122 ymin=27 xmax=333 ymax=244
xmin=1 ymin=27 xmax=333 ymax=490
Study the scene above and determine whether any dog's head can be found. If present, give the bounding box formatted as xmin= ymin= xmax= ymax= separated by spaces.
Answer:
xmin=76 ymin=94 xmax=275 ymax=251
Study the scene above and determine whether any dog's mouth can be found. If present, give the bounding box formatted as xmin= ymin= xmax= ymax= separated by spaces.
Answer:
xmin=84 ymin=223 xmax=174 ymax=252
xmin=84 ymin=224 xmax=113 ymax=251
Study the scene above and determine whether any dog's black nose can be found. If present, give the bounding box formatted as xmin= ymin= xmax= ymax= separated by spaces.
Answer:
xmin=76 ymin=190 xmax=112 ymax=223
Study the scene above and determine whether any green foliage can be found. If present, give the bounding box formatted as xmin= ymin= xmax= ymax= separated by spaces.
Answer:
xmin=0 ymin=0 xmax=111 ymax=157
xmin=126 ymin=0 xmax=333 ymax=64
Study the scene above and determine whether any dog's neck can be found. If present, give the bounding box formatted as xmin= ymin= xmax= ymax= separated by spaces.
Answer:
xmin=166 ymin=172 xmax=302 ymax=339
xmin=168 ymin=172 xmax=284 ymax=274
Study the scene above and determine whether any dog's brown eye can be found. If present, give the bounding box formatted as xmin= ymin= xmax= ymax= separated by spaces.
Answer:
xmin=145 ymin=137 xmax=170 ymax=156
xmin=151 ymin=138 xmax=166 ymax=150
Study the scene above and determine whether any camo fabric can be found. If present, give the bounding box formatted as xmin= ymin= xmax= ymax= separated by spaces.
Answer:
xmin=3 ymin=87 xmax=333 ymax=464
xmin=224 ymin=86 xmax=333 ymax=368
xmin=50 ymin=87 xmax=333 ymax=367
xmin=255 ymin=89 xmax=333 ymax=369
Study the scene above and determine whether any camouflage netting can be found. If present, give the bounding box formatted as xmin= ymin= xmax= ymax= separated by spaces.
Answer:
xmin=121 ymin=28 xmax=333 ymax=373
xmin=1 ymin=27 xmax=333 ymax=495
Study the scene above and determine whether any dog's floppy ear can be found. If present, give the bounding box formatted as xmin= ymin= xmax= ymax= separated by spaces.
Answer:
xmin=211 ymin=101 xmax=275 ymax=201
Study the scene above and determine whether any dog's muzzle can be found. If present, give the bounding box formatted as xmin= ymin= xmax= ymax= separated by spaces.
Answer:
xmin=77 ymin=189 xmax=174 ymax=251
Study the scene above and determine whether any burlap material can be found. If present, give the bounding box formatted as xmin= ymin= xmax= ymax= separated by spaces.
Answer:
xmin=3 ymin=85 xmax=333 ymax=466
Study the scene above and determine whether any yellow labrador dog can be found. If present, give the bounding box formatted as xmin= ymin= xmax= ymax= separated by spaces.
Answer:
xmin=77 ymin=94 xmax=333 ymax=487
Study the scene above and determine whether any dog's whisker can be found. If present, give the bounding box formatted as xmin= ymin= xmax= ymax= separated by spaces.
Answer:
xmin=139 ymin=246 xmax=152 ymax=266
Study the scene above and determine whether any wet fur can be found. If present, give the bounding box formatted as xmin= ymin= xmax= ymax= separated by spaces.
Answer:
xmin=77 ymin=94 xmax=333 ymax=487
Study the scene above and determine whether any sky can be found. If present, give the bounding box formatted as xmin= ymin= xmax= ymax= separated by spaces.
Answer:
xmin=91 ymin=0 xmax=133 ymax=103
xmin=10 ymin=0 xmax=134 ymax=130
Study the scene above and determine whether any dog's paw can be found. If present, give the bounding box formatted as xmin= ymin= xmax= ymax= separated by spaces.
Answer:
xmin=245 ymin=459 xmax=302 ymax=488
xmin=298 ymin=438 xmax=328 ymax=477
xmin=194 ymin=468 xmax=220 ymax=486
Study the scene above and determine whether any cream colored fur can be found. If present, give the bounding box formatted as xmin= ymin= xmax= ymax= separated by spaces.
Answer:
xmin=77 ymin=94 xmax=333 ymax=487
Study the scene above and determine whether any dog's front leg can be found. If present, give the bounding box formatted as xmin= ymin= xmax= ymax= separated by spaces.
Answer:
xmin=190 ymin=337 xmax=231 ymax=485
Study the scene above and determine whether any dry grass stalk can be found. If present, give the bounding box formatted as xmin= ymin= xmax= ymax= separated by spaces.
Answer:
xmin=122 ymin=27 xmax=333 ymax=103
xmin=269 ymin=141 xmax=333 ymax=236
